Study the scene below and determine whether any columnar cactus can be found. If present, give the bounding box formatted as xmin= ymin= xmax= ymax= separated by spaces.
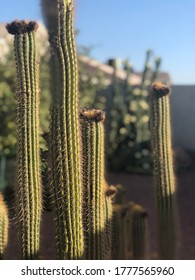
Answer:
xmin=0 ymin=193 xmax=8 ymax=259
xmin=80 ymin=109 xmax=106 ymax=259
xmin=150 ymin=82 xmax=177 ymax=259
xmin=112 ymin=205 xmax=128 ymax=260
xmin=130 ymin=204 xmax=148 ymax=260
xmin=104 ymin=185 xmax=117 ymax=259
xmin=6 ymin=21 xmax=42 ymax=260
xmin=41 ymin=0 xmax=84 ymax=259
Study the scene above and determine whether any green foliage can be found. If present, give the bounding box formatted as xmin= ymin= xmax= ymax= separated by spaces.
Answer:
xmin=106 ymin=51 xmax=161 ymax=172
xmin=0 ymin=83 xmax=16 ymax=156
xmin=0 ymin=156 xmax=6 ymax=192
xmin=150 ymin=82 xmax=177 ymax=259
xmin=79 ymin=61 xmax=108 ymax=109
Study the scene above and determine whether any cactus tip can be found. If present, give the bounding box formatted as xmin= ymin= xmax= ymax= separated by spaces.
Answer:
xmin=152 ymin=81 xmax=170 ymax=97
xmin=80 ymin=109 xmax=105 ymax=123
xmin=105 ymin=185 xmax=117 ymax=198
xmin=6 ymin=20 xmax=38 ymax=35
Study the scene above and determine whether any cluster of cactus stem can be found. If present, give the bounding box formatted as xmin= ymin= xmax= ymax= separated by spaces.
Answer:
xmin=1 ymin=0 xmax=178 ymax=260
xmin=112 ymin=191 xmax=148 ymax=260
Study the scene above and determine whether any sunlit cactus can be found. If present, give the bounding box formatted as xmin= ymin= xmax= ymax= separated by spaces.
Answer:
xmin=150 ymin=82 xmax=177 ymax=259
xmin=42 ymin=0 xmax=84 ymax=259
xmin=80 ymin=108 xmax=106 ymax=259
xmin=6 ymin=20 xmax=42 ymax=260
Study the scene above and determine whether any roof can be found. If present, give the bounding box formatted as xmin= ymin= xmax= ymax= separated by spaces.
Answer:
xmin=79 ymin=55 xmax=171 ymax=86
xmin=135 ymin=71 xmax=172 ymax=85
xmin=79 ymin=55 xmax=142 ymax=85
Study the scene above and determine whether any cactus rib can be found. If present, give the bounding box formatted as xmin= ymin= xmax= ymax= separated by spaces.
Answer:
xmin=6 ymin=21 xmax=42 ymax=260
xmin=80 ymin=109 xmax=106 ymax=259
xmin=149 ymin=82 xmax=177 ymax=259
xmin=42 ymin=0 xmax=84 ymax=259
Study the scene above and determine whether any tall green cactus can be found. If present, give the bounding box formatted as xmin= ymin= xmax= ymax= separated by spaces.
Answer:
xmin=80 ymin=109 xmax=106 ymax=259
xmin=6 ymin=21 xmax=42 ymax=259
xmin=41 ymin=0 xmax=84 ymax=259
xmin=150 ymin=82 xmax=177 ymax=259
xmin=0 ymin=193 xmax=8 ymax=259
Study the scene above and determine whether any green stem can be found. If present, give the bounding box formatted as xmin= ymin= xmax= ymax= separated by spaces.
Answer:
xmin=150 ymin=82 xmax=177 ymax=259
xmin=6 ymin=21 xmax=42 ymax=260
xmin=80 ymin=109 xmax=106 ymax=260
xmin=42 ymin=0 xmax=84 ymax=259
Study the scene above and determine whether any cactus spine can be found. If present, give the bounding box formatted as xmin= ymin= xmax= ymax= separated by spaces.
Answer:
xmin=80 ymin=109 xmax=106 ymax=259
xmin=150 ymin=82 xmax=177 ymax=259
xmin=42 ymin=0 xmax=84 ymax=259
xmin=6 ymin=21 xmax=42 ymax=260
xmin=0 ymin=194 xmax=8 ymax=259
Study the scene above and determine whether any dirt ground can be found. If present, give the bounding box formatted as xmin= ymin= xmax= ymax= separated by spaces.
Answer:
xmin=6 ymin=154 xmax=195 ymax=260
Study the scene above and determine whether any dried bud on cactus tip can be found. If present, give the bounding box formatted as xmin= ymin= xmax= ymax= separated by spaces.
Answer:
xmin=6 ymin=20 xmax=38 ymax=35
xmin=80 ymin=108 xmax=105 ymax=123
xmin=106 ymin=185 xmax=117 ymax=198
xmin=152 ymin=81 xmax=170 ymax=97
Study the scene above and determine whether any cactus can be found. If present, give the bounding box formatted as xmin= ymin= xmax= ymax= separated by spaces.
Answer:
xmin=114 ymin=184 xmax=125 ymax=204
xmin=149 ymin=82 xmax=177 ymax=259
xmin=0 ymin=193 xmax=8 ymax=259
xmin=80 ymin=109 xmax=106 ymax=259
xmin=111 ymin=204 xmax=128 ymax=259
xmin=106 ymin=51 xmax=161 ymax=172
xmin=6 ymin=21 xmax=42 ymax=259
xmin=42 ymin=0 xmax=84 ymax=259
xmin=104 ymin=185 xmax=117 ymax=259
xmin=130 ymin=204 xmax=148 ymax=260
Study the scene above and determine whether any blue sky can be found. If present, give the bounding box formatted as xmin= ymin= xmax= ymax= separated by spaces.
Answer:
xmin=1 ymin=0 xmax=195 ymax=84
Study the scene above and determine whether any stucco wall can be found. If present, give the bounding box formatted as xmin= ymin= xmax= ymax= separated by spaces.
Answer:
xmin=171 ymin=85 xmax=195 ymax=151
